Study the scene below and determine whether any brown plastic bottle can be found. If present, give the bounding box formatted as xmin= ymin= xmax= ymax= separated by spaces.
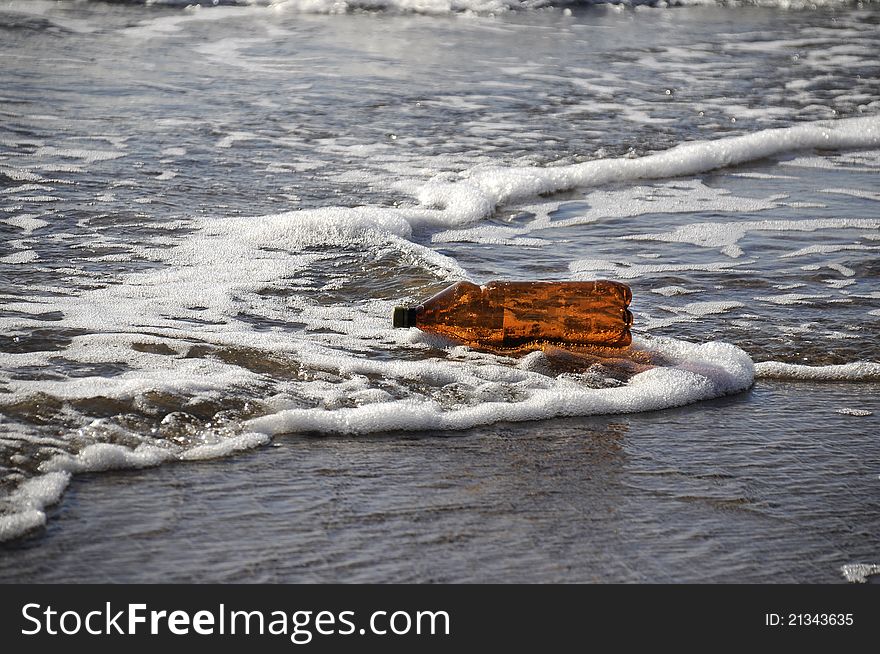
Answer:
xmin=393 ymin=280 xmax=633 ymax=351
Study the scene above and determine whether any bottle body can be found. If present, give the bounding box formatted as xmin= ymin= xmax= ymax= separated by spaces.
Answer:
xmin=394 ymin=280 xmax=633 ymax=350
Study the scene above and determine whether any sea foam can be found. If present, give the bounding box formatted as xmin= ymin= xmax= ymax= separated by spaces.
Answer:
xmin=0 ymin=472 xmax=70 ymax=542
xmin=0 ymin=435 xmax=275 ymax=542
xmin=3 ymin=109 xmax=879 ymax=542
xmin=246 ymin=336 xmax=755 ymax=436
xmin=405 ymin=115 xmax=880 ymax=226
xmin=755 ymin=361 xmax=880 ymax=381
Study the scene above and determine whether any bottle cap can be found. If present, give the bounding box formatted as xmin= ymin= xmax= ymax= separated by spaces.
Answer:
xmin=393 ymin=307 xmax=418 ymax=328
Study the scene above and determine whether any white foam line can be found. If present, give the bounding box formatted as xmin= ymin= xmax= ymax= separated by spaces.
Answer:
xmin=626 ymin=218 xmax=880 ymax=260
xmin=246 ymin=338 xmax=755 ymax=436
xmin=40 ymin=443 xmax=174 ymax=474
xmin=836 ymin=408 xmax=873 ymax=417
xmin=781 ymin=243 xmax=880 ymax=259
xmin=178 ymin=432 xmax=270 ymax=461
xmin=0 ymin=434 xmax=274 ymax=542
xmin=33 ymin=147 xmax=125 ymax=163
xmin=569 ymin=258 xmax=752 ymax=280
xmin=126 ymin=0 xmax=875 ymax=15
xmin=821 ymin=188 xmax=880 ymax=202
xmin=406 ymin=115 xmax=880 ymax=226
xmin=643 ymin=301 xmax=745 ymax=330
xmin=0 ymin=250 xmax=39 ymax=264
xmin=754 ymin=293 xmax=829 ymax=306
xmin=2 ymin=214 xmax=49 ymax=234
xmin=4 ymin=363 xmax=261 ymax=403
xmin=755 ymin=361 xmax=880 ymax=381
xmin=651 ymin=286 xmax=701 ymax=297
xmin=204 ymin=206 xmax=467 ymax=280
xmin=0 ymin=472 xmax=70 ymax=542
xmin=841 ymin=563 xmax=880 ymax=584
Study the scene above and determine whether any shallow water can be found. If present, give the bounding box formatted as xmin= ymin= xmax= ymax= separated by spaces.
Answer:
xmin=0 ymin=0 xmax=879 ymax=580
xmin=3 ymin=380 xmax=878 ymax=583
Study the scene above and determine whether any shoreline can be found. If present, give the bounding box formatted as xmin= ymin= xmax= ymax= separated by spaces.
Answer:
xmin=2 ymin=379 xmax=878 ymax=584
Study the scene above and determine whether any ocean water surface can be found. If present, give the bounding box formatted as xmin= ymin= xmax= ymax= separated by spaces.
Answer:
xmin=0 ymin=0 xmax=878 ymax=582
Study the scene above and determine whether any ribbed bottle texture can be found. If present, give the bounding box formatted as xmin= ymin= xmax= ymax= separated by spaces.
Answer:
xmin=393 ymin=280 xmax=633 ymax=351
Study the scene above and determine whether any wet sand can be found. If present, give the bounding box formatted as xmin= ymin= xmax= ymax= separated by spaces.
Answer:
xmin=2 ymin=380 xmax=878 ymax=584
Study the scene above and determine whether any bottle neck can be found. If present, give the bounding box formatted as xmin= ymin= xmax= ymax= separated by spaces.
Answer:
xmin=392 ymin=306 xmax=419 ymax=328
